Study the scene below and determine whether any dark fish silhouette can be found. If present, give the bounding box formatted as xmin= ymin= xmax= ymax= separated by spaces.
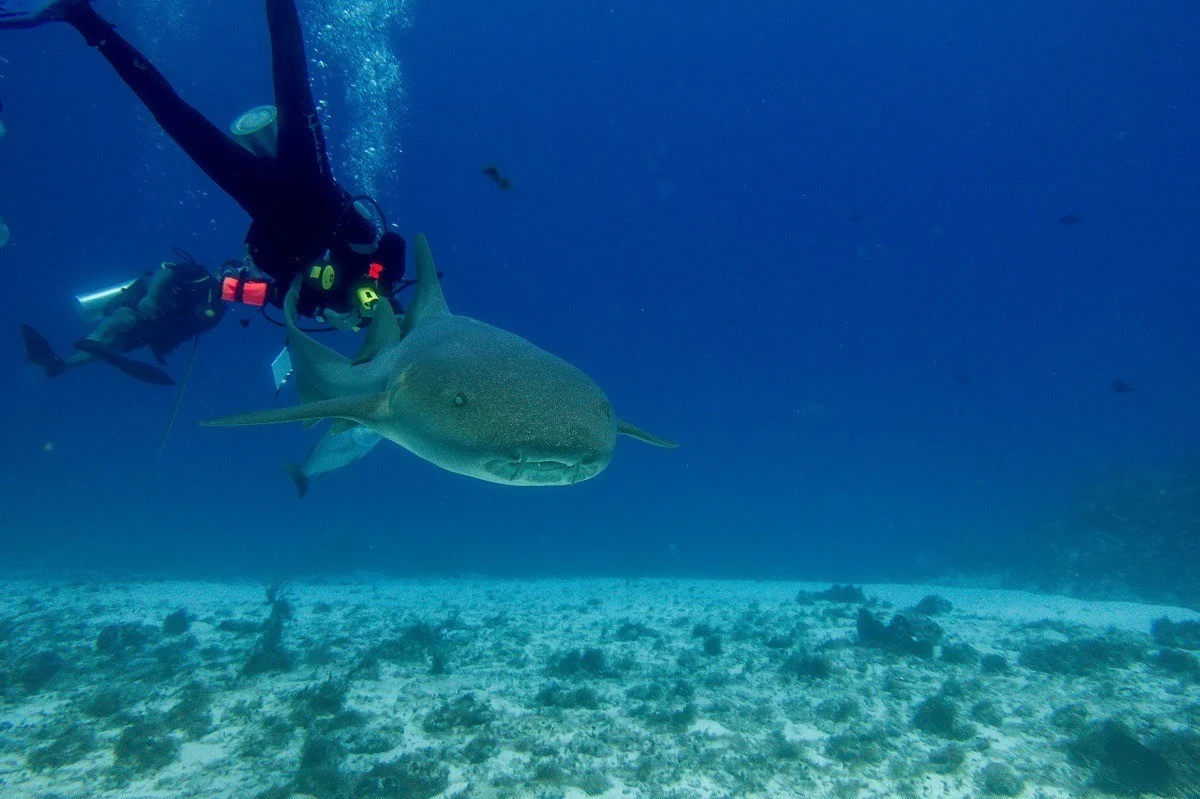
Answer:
xmin=482 ymin=164 xmax=514 ymax=191
xmin=847 ymin=213 xmax=864 ymax=224
xmin=1059 ymin=214 xmax=1083 ymax=226
xmin=1111 ymin=379 xmax=1133 ymax=394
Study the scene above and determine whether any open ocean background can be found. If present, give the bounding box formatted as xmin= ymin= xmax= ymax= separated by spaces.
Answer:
xmin=0 ymin=0 xmax=1197 ymax=585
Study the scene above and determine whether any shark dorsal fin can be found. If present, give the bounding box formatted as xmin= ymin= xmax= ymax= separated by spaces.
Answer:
xmin=203 ymin=393 xmax=390 ymax=429
xmin=617 ymin=420 xmax=679 ymax=448
xmin=351 ymin=296 xmax=402 ymax=366
xmin=400 ymin=234 xmax=449 ymax=338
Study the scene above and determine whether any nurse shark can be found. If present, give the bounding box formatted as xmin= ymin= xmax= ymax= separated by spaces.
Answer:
xmin=204 ymin=234 xmax=676 ymax=485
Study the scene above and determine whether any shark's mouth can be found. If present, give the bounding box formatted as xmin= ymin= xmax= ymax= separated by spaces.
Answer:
xmin=486 ymin=454 xmax=602 ymax=485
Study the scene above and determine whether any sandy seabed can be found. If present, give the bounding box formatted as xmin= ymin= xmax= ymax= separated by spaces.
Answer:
xmin=1 ymin=576 xmax=1199 ymax=799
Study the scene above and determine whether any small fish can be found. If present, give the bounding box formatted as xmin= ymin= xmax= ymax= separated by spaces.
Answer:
xmin=1059 ymin=214 xmax=1083 ymax=226
xmin=847 ymin=213 xmax=864 ymax=224
xmin=482 ymin=164 xmax=514 ymax=191
xmin=1111 ymin=379 xmax=1133 ymax=394
xmin=42 ymin=441 xmax=54 ymax=453
xmin=285 ymin=425 xmax=383 ymax=498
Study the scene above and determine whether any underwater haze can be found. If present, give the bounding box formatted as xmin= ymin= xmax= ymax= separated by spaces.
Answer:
xmin=0 ymin=0 xmax=1198 ymax=589
xmin=5 ymin=3 xmax=1200 ymax=799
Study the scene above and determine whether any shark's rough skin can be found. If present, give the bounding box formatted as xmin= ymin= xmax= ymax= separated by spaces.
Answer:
xmin=205 ymin=234 xmax=676 ymax=486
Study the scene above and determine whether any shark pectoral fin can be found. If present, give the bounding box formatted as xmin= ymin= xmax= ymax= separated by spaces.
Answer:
xmin=617 ymin=420 xmax=679 ymax=448
xmin=202 ymin=393 xmax=389 ymax=429
xmin=295 ymin=371 xmax=325 ymax=428
xmin=351 ymin=298 xmax=401 ymax=365
xmin=400 ymin=234 xmax=450 ymax=338
xmin=327 ymin=418 xmax=357 ymax=436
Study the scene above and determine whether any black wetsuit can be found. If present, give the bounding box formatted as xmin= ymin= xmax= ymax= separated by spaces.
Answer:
xmin=64 ymin=0 xmax=405 ymax=319
xmin=105 ymin=263 xmax=226 ymax=360
xmin=138 ymin=262 xmax=226 ymax=360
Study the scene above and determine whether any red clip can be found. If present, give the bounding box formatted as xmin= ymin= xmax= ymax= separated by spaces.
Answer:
xmin=220 ymin=276 xmax=239 ymax=302
xmin=368 ymin=262 xmax=384 ymax=280
xmin=220 ymin=276 xmax=268 ymax=307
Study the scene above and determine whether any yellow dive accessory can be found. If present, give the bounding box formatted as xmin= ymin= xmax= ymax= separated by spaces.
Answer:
xmin=357 ymin=286 xmax=380 ymax=313
xmin=308 ymin=262 xmax=337 ymax=291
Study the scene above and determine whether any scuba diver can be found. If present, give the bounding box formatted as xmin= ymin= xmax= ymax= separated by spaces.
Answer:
xmin=0 ymin=0 xmax=406 ymax=330
xmin=21 ymin=255 xmax=226 ymax=385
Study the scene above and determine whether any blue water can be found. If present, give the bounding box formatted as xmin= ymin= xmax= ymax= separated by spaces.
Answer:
xmin=0 ymin=0 xmax=1196 ymax=580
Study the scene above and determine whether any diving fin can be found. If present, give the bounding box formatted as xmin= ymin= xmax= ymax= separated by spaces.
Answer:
xmin=73 ymin=339 xmax=176 ymax=386
xmin=20 ymin=324 xmax=66 ymax=377
xmin=0 ymin=0 xmax=83 ymax=28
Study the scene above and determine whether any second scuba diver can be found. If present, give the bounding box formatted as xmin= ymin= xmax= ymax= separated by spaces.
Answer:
xmin=21 ymin=254 xmax=226 ymax=385
xmin=0 ymin=0 xmax=407 ymax=330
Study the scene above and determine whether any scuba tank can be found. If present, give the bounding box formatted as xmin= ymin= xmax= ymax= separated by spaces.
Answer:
xmin=74 ymin=279 xmax=139 ymax=323
xmin=230 ymin=105 xmax=278 ymax=158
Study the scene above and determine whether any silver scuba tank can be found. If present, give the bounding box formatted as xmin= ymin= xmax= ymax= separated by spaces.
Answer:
xmin=230 ymin=105 xmax=279 ymax=159
xmin=74 ymin=279 xmax=138 ymax=323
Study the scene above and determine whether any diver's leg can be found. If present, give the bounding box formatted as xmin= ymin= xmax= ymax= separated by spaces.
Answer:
xmin=64 ymin=307 xmax=138 ymax=367
xmin=61 ymin=351 xmax=96 ymax=368
xmin=70 ymin=308 xmax=175 ymax=384
xmin=63 ymin=3 xmax=271 ymax=215
xmin=266 ymin=0 xmax=333 ymax=193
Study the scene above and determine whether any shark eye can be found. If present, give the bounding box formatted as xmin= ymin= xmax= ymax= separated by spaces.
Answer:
xmin=453 ymin=393 xmax=468 ymax=407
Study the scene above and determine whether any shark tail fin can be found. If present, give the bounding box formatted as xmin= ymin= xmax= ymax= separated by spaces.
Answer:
xmin=283 ymin=276 xmax=303 ymax=327
xmin=284 ymin=463 xmax=310 ymax=499
xmin=617 ymin=420 xmax=678 ymax=448
xmin=280 ymin=274 xmax=351 ymax=427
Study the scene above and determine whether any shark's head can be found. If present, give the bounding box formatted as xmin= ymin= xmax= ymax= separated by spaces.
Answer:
xmin=387 ymin=316 xmax=617 ymax=486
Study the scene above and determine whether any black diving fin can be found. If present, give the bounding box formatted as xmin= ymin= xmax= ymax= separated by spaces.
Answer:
xmin=20 ymin=323 xmax=66 ymax=377
xmin=73 ymin=339 xmax=175 ymax=386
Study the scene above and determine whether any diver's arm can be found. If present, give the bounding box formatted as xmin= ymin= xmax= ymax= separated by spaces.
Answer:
xmin=63 ymin=2 xmax=270 ymax=217
xmin=136 ymin=264 xmax=176 ymax=319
